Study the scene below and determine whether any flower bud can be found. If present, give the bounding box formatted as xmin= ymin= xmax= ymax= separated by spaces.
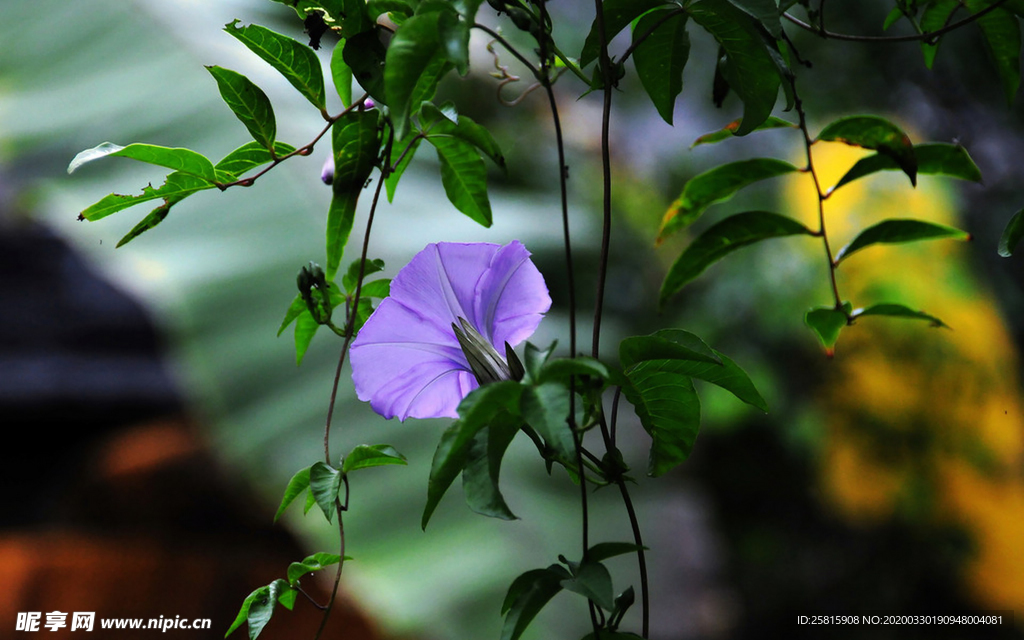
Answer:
xmin=321 ymin=155 xmax=334 ymax=185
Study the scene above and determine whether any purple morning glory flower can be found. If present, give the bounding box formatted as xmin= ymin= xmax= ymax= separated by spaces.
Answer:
xmin=350 ymin=240 xmax=551 ymax=421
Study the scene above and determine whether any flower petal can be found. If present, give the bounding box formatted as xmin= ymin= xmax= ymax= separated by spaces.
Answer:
xmin=350 ymin=240 xmax=551 ymax=421
xmin=350 ymin=297 xmax=477 ymax=419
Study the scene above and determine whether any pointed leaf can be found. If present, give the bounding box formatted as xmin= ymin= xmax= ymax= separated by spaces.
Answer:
xmin=501 ymin=566 xmax=569 ymax=640
xmin=561 ymin=560 xmax=615 ymax=611
xmin=69 ymin=142 xmax=218 ymax=182
xmin=343 ymin=257 xmax=386 ymax=292
xmin=587 ymin=542 xmax=646 ymax=563
xmin=429 ymin=135 xmax=492 ymax=227
xmin=620 ymin=334 xmax=720 ymax=368
xmin=386 ymin=134 xmax=421 ymax=202
xmin=632 ymin=9 xmax=690 ymax=125
xmin=834 ymin=219 xmax=971 ymax=264
xmin=344 ymin=31 xmax=388 ymax=104
xmin=342 ymin=444 xmax=408 ymax=472
xmin=274 ymin=466 xmax=312 ymax=522
xmin=805 ymin=303 xmax=851 ymax=352
xmin=422 ymin=381 xmax=522 ymax=528
xmin=830 ymin=142 xmax=982 ymax=192
xmin=225 ymin=588 xmax=262 ymax=638
xmin=216 ymin=141 xmax=296 ymax=177
xmin=966 ymin=0 xmax=1021 ymax=105
xmin=385 ymin=11 xmax=451 ymax=138
xmin=327 ymin=110 xmax=382 ymax=279
xmin=920 ymin=0 xmax=959 ymax=68
xmin=999 ymin=208 xmax=1024 ymax=257
xmin=580 ymin=0 xmax=666 ymax=68
xmin=621 ymin=362 xmax=701 ymax=476
xmin=278 ymin=295 xmax=307 ymax=337
xmin=689 ymin=0 xmax=782 ymax=135
xmin=536 ymin=357 xmax=610 ymax=386
xmin=726 ymin=0 xmax=782 ymax=37
xmin=659 ymin=159 xmax=798 ymax=242
xmin=462 ymin=413 xmax=520 ymax=520
xmin=309 ymin=461 xmax=343 ymax=522
xmin=287 ymin=553 xmax=343 ymax=585
xmin=115 ymin=202 xmax=172 ymax=247
xmin=660 ymin=211 xmax=814 ymax=306
xmin=225 ymin=21 xmax=326 ymax=110
xmin=817 ymin=115 xmax=917 ymax=185
xmin=331 ymin=39 xmax=354 ymax=107
xmin=850 ymin=303 xmax=949 ymax=328
xmin=520 ymin=382 xmax=574 ymax=463
xmin=206 ymin=66 xmax=277 ymax=150
xmin=243 ymin=586 xmax=273 ymax=640
xmin=422 ymin=104 xmax=505 ymax=169
xmin=691 ymin=116 xmax=795 ymax=147
xmin=293 ymin=311 xmax=319 ymax=365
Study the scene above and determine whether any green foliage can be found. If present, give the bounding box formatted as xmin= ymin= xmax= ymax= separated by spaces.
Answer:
xmin=225 ymin=20 xmax=327 ymax=111
xmin=805 ymin=303 xmax=853 ymax=352
xmin=660 ymin=211 xmax=815 ymax=307
xmin=69 ymin=142 xmax=219 ymax=182
xmin=658 ymin=159 xmax=799 ymax=242
xmin=580 ymin=0 xmax=666 ymax=68
xmin=310 ymin=461 xmax=344 ymax=521
xmin=691 ymin=116 xmax=796 ymax=147
xmin=816 ymin=115 xmax=918 ymax=185
xmin=632 ymin=9 xmax=690 ymax=125
xmin=850 ymin=303 xmax=949 ymax=329
xmin=834 ymin=219 xmax=971 ymax=264
xmin=287 ymin=552 xmax=344 ymax=585
xmin=830 ymin=142 xmax=982 ymax=192
xmin=328 ymin=110 xmax=382 ymax=279
xmin=342 ymin=444 xmax=408 ymax=472
xmin=688 ymin=0 xmax=783 ymax=135
xmin=206 ymin=66 xmax=277 ymax=150
xmin=998 ymin=208 xmax=1024 ymax=257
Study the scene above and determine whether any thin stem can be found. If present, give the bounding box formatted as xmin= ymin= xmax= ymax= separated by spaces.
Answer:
xmin=295 ymin=585 xmax=328 ymax=610
xmin=783 ymin=0 xmax=1010 ymax=43
xmin=218 ymin=95 xmax=368 ymax=190
xmin=616 ymin=478 xmax=649 ymax=636
xmin=314 ymin=123 xmax=393 ymax=640
xmin=791 ymin=81 xmax=842 ymax=308
xmin=591 ymin=0 xmax=614 ymax=362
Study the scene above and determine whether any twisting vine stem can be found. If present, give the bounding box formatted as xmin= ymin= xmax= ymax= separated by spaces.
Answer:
xmin=314 ymin=120 xmax=394 ymax=640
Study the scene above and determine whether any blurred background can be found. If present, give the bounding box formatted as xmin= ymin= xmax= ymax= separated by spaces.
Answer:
xmin=2 ymin=1 xmax=1023 ymax=638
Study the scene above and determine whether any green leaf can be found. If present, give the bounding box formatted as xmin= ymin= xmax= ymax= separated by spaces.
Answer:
xmin=834 ymin=219 xmax=971 ymax=264
xmin=586 ymin=542 xmax=646 ymax=563
xmin=385 ymin=11 xmax=452 ymax=138
xmin=726 ymin=0 xmax=782 ymax=37
xmin=998 ymin=208 xmax=1024 ymax=257
xmin=830 ymin=142 xmax=983 ymax=193
xmin=76 ymin=172 xmax=208 ymax=222
xmin=580 ymin=0 xmax=666 ymax=68
xmin=621 ymin=362 xmax=701 ymax=476
xmin=274 ymin=466 xmax=311 ymax=522
xmin=386 ymin=134 xmax=421 ymax=202
xmin=817 ymin=115 xmax=917 ymax=186
xmin=920 ymin=0 xmax=959 ymax=68
xmin=805 ymin=302 xmax=852 ymax=352
xmin=658 ymin=159 xmax=798 ymax=242
xmin=293 ymin=311 xmax=320 ymax=365
xmin=277 ymin=295 xmax=307 ymax=337
xmin=688 ymin=0 xmax=782 ymax=135
xmin=438 ymin=9 xmax=471 ymax=76
xmin=561 ymin=560 xmax=615 ymax=612
xmin=327 ymin=110 xmax=382 ymax=280
xmin=216 ymin=141 xmax=296 ymax=177
xmin=224 ymin=20 xmax=326 ymax=110
xmin=342 ymin=444 xmax=408 ymax=472
xmin=521 ymin=382 xmax=574 ymax=463
xmin=429 ymin=135 xmax=493 ymax=227
xmin=331 ymin=39 xmax=354 ymax=107
xmin=358 ymin=279 xmax=391 ymax=299
xmin=620 ymin=332 xmax=721 ymax=368
xmin=422 ymin=381 xmax=523 ymax=528
xmin=422 ymin=104 xmax=506 ymax=169
xmin=309 ymin=461 xmax=343 ymax=522
xmin=206 ymin=66 xmax=277 ymax=150
xmin=115 ymin=202 xmax=172 ymax=247
xmin=632 ymin=9 xmax=689 ymax=125
xmin=287 ymin=552 xmax=343 ymax=585
xmin=344 ymin=31 xmax=388 ymax=104
xmin=967 ymin=0 xmax=1021 ymax=105
xmin=462 ymin=413 xmax=520 ymax=520
xmin=580 ymin=632 xmax=647 ymax=640
xmin=536 ymin=357 xmax=610 ymax=386
xmin=691 ymin=116 xmax=795 ymax=147
xmin=343 ymin=257 xmax=385 ymax=292
xmin=245 ymin=580 xmax=289 ymax=640
xmin=225 ymin=587 xmax=262 ymax=638
xmin=69 ymin=142 xmax=218 ymax=182
xmin=850 ymin=303 xmax=949 ymax=328
xmin=660 ymin=211 xmax=814 ymax=306
xmin=501 ymin=566 xmax=570 ymax=640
